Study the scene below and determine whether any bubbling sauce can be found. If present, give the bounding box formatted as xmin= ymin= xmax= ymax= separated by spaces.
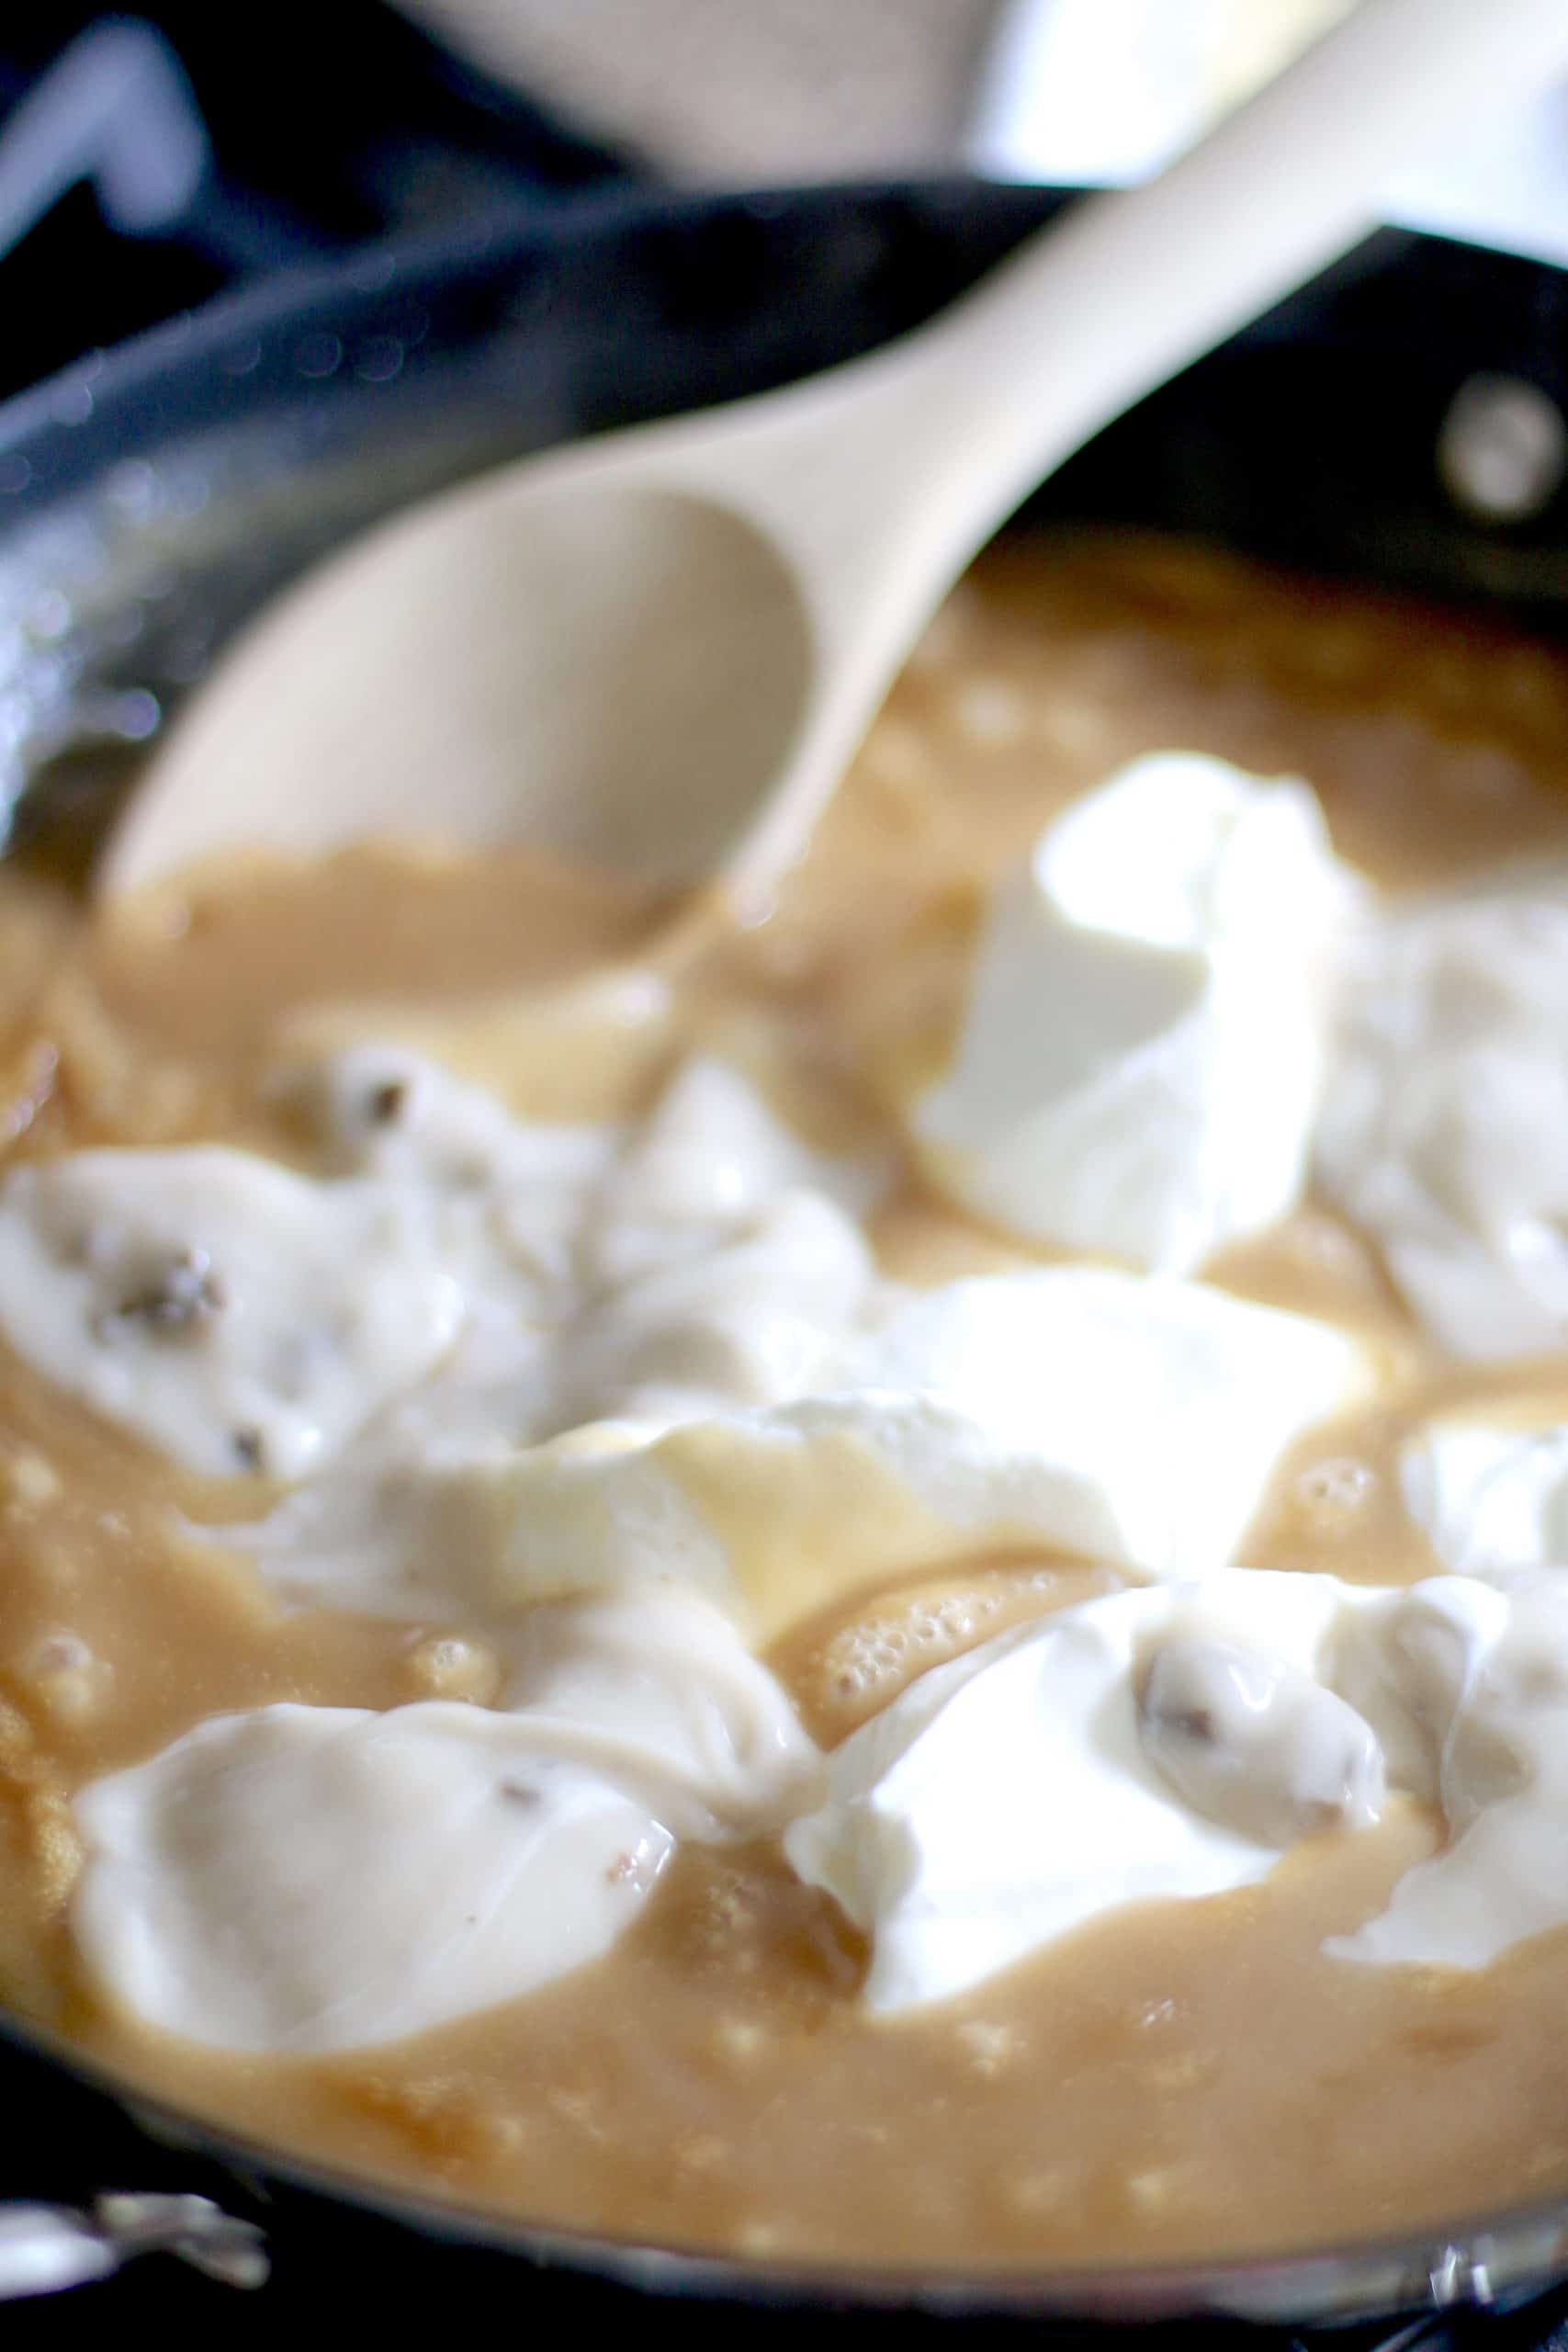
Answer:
xmin=7 ymin=533 xmax=1568 ymax=2268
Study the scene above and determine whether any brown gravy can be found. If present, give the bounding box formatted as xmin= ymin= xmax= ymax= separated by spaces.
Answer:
xmin=6 ymin=532 xmax=1568 ymax=2269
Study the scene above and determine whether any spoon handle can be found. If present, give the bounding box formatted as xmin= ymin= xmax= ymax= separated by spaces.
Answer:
xmin=899 ymin=0 xmax=1568 ymax=536
xmin=716 ymin=0 xmax=1568 ymax=895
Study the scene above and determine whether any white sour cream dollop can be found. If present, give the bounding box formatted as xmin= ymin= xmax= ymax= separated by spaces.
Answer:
xmin=785 ymin=1569 xmax=1377 ymax=2011
xmin=1327 ymin=1573 xmax=1568 ymax=1971
xmin=0 ymin=1046 xmax=879 ymax=1487
xmin=1402 ymin=1419 xmax=1568 ymax=1577
xmin=327 ymin=1266 xmax=1360 ymax=1640
xmin=1318 ymin=897 xmax=1568 ymax=1358
xmin=0 ymin=1148 xmax=468 ymax=1482
xmin=73 ymin=1588 xmax=820 ymax=2052
xmin=788 ymin=1566 xmax=1568 ymax=2011
xmin=914 ymin=753 xmax=1358 ymax=1272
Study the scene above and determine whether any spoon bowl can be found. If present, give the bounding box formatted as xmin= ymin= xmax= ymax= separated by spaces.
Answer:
xmin=100 ymin=468 xmax=815 ymax=894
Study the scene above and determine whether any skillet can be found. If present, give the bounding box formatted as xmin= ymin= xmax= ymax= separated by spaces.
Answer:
xmin=3 ymin=173 xmax=1568 ymax=2333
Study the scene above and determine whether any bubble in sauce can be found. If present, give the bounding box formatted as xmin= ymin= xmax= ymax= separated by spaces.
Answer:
xmin=20 ymin=1629 xmax=110 ymax=1724
xmin=950 ymin=679 xmax=1026 ymax=748
xmin=821 ymin=1586 xmax=1007 ymax=1704
xmin=403 ymin=1634 xmax=501 ymax=1706
xmin=0 ymin=1449 xmax=60 ymax=1513
xmin=1295 ymin=1454 xmax=1376 ymax=1528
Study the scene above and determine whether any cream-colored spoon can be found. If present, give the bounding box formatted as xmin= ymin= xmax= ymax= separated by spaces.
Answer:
xmin=101 ymin=0 xmax=1568 ymax=908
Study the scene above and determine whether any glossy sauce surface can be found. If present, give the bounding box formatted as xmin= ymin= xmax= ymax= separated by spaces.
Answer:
xmin=6 ymin=533 xmax=1568 ymax=2267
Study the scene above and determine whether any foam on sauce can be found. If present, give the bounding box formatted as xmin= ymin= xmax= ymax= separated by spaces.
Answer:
xmin=8 ymin=534 xmax=1568 ymax=2266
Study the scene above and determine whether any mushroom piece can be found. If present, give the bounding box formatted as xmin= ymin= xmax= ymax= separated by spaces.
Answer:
xmin=97 ymin=1248 xmax=228 ymax=1341
xmin=1138 ymin=1631 xmax=1385 ymax=1849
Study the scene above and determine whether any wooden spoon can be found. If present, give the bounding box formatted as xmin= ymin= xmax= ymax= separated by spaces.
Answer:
xmin=100 ymin=0 xmax=1568 ymax=910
